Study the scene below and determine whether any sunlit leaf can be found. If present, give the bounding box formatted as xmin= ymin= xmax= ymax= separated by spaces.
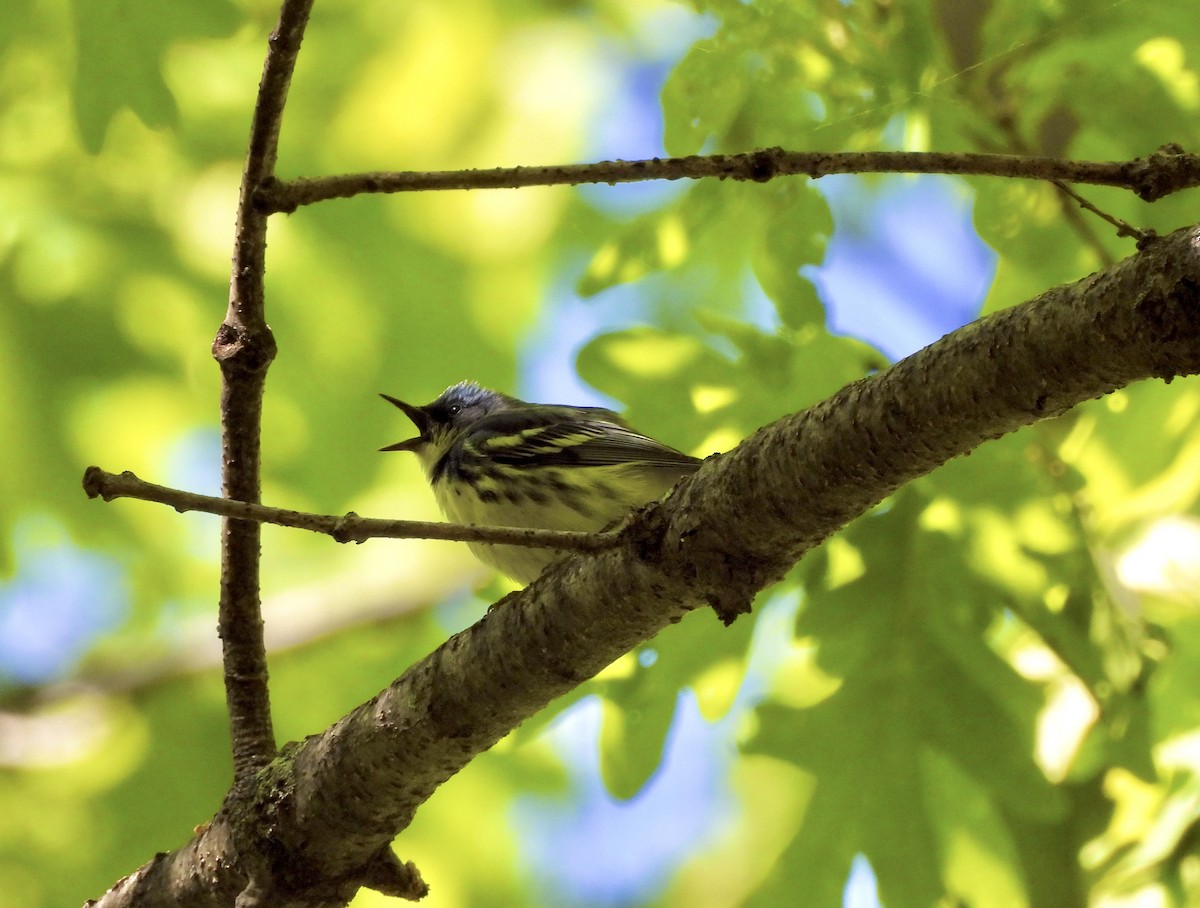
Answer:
xmin=68 ymin=0 xmax=241 ymax=152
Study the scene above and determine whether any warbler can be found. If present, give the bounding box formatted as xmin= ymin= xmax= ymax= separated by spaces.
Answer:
xmin=380 ymin=381 xmax=701 ymax=582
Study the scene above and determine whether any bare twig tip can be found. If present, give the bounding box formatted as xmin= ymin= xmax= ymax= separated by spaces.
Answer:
xmin=82 ymin=465 xmax=103 ymax=499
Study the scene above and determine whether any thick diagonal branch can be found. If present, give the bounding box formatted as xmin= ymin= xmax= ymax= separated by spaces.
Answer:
xmin=93 ymin=228 xmax=1200 ymax=907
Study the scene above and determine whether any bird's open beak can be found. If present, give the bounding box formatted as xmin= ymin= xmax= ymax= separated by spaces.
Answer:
xmin=379 ymin=393 xmax=430 ymax=452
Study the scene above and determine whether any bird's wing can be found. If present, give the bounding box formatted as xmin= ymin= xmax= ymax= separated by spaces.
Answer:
xmin=465 ymin=406 xmax=701 ymax=470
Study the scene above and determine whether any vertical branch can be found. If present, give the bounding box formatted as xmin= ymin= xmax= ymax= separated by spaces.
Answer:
xmin=214 ymin=0 xmax=314 ymax=783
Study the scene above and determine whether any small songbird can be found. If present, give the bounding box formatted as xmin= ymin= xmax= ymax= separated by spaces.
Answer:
xmin=380 ymin=381 xmax=701 ymax=582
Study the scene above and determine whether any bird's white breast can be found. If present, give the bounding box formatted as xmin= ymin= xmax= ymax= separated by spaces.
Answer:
xmin=431 ymin=464 xmax=677 ymax=583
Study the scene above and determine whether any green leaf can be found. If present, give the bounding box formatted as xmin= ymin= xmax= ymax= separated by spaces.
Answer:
xmin=577 ymin=180 xmax=734 ymax=298
xmin=747 ymin=490 xmax=1067 ymax=906
xmin=661 ymin=36 xmax=749 ymax=156
xmin=68 ymin=0 xmax=241 ymax=152
xmin=751 ymin=183 xmax=833 ymax=330
xmin=595 ymin=604 xmax=756 ymax=798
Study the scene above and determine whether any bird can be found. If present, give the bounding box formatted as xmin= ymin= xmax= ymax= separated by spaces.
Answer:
xmin=380 ymin=381 xmax=701 ymax=582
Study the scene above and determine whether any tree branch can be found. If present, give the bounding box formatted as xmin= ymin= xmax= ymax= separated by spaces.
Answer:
xmin=81 ymin=465 xmax=611 ymax=552
xmin=260 ymin=144 xmax=1200 ymax=212
xmin=89 ymin=226 xmax=1200 ymax=907
xmin=214 ymin=0 xmax=314 ymax=783
xmin=1052 ymin=179 xmax=1152 ymax=245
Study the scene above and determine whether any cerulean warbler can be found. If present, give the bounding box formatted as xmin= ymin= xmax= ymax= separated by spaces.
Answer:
xmin=380 ymin=381 xmax=701 ymax=582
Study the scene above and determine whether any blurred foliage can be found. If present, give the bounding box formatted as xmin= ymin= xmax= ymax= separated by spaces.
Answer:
xmin=1 ymin=0 xmax=1199 ymax=907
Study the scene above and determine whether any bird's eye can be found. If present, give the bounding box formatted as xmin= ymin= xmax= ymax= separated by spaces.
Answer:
xmin=448 ymin=404 xmax=462 ymax=417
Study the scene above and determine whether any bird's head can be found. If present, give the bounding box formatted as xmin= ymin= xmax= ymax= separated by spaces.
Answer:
xmin=379 ymin=381 xmax=515 ymax=472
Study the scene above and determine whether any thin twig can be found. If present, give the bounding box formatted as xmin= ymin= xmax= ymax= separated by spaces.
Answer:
xmin=260 ymin=145 xmax=1200 ymax=212
xmin=82 ymin=466 xmax=612 ymax=552
xmin=1052 ymin=180 xmax=1156 ymax=246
